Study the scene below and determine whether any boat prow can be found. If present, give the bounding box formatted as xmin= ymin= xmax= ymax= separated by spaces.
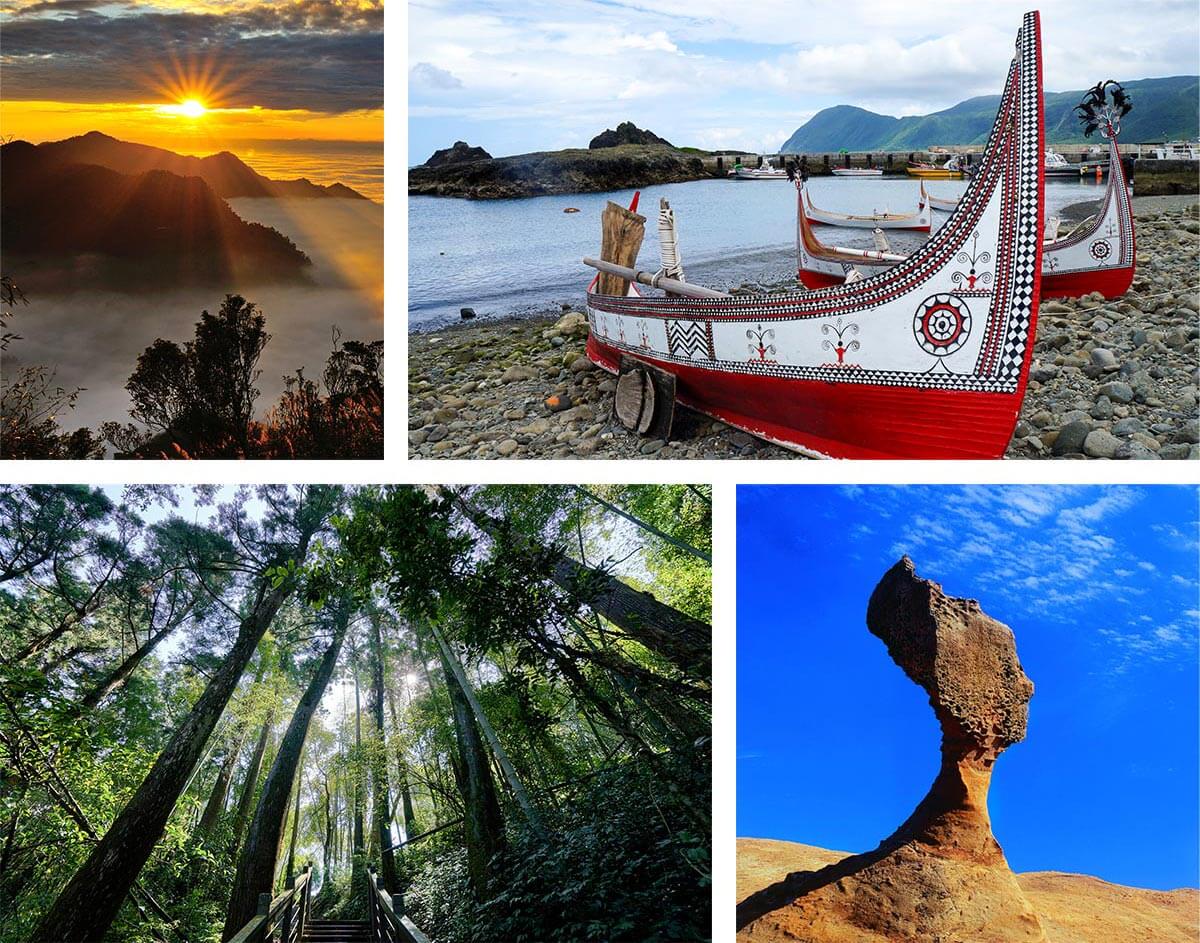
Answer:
xmin=583 ymin=12 xmax=1047 ymax=459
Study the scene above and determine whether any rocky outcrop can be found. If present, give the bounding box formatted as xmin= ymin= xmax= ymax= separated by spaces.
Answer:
xmin=424 ymin=140 xmax=493 ymax=167
xmin=737 ymin=557 xmax=1045 ymax=943
xmin=407 ymin=144 xmax=710 ymax=199
xmin=738 ymin=839 xmax=1200 ymax=943
xmin=589 ymin=122 xmax=673 ymax=149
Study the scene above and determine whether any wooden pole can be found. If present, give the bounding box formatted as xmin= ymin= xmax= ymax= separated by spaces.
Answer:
xmin=596 ymin=201 xmax=646 ymax=297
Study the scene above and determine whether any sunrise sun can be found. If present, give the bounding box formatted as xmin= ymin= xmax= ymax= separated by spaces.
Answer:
xmin=178 ymin=98 xmax=206 ymax=118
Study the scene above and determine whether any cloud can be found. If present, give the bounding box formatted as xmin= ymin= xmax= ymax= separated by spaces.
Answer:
xmin=2 ymin=3 xmax=382 ymax=113
xmin=408 ymin=0 xmax=1200 ymax=156
xmin=410 ymin=62 xmax=464 ymax=91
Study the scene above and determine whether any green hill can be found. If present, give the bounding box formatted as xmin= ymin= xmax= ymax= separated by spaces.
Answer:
xmin=781 ymin=76 xmax=1198 ymax=151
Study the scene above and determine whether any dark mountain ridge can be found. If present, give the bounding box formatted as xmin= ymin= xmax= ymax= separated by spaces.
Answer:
xmin=1 ymin=140 xmax=312 ymax=291
xmin=782 ymin=75 xmax=1199 ymax=151
xmin=19 ymin=131 xmax=370 ymax=201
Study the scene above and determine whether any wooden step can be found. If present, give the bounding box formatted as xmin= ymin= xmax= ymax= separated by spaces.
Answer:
xmin=302 ymin=920 xmax=370 ymax=943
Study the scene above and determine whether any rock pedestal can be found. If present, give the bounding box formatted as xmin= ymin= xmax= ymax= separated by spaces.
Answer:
xmin=737 ymin=557 xmax=1046 ymax=943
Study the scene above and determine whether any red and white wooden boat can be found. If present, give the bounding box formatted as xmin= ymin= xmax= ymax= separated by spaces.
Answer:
xmin=803 ymin=182 xmax=932 ymax=231
xmin=582 ymin=11 xmax=1045 ymax=459
xmin=798 ymin=88 xmax=1134 ymax=300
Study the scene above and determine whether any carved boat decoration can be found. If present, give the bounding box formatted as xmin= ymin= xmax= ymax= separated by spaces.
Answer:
xmin=803 ymin=182 xmax=932 ymax=231
xmin=799 ymin=81 xmax=1134 ymax=301
xmin=582 ymin=11 xmax=1045 ymax=459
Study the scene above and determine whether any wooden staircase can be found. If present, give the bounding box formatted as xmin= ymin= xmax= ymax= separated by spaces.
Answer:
xmin=302 ymin=920 xmax=371 ymax=943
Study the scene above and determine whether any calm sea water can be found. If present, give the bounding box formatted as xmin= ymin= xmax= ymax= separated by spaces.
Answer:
xmin=408 ymin=176 xmax=1106 ymax=330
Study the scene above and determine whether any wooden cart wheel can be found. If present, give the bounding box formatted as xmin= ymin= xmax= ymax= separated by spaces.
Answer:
xmin=614 ymin=365 xmax=656 ymax=434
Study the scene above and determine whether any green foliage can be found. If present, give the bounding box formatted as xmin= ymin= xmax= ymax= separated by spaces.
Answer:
xmin=1 ymin=485 xmax=710 ymax=943
xmin=406 ymin=753 xmax=711 ymax=943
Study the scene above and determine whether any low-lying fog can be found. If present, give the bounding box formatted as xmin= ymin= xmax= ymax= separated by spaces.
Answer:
xmin=6 ymin=198 xmax=383 ymax=435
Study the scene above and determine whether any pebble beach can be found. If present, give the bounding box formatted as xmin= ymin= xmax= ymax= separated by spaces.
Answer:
xmin=408 ymin=197 xmax=1199 ymax=460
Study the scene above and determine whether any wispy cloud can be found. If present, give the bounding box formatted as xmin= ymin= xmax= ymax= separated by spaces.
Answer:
xmin=840 ymin=486 xmax=1196 ymax=671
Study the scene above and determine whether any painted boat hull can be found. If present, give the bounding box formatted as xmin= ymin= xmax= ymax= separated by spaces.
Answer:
xmin=800 ymin=120 xmax=1134 ymax=300
xmin=587 ymin=333 xmax=1026 ymax=458
xmin=583 ymin=12 xmax=1046 ymax=461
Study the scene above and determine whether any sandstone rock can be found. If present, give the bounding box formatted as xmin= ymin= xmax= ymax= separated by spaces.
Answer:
xmin=737 ymin=558 xmax=1044 ymax=943
xmin=495 ymin=438 xmax=519 ymax=456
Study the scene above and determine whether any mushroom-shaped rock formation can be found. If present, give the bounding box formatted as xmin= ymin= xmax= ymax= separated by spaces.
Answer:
xmin=737 ymin=557 xmax=1045 ymax=943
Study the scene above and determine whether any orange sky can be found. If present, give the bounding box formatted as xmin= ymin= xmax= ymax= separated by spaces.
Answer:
xmin=2 ymin=0 xmax=382 ymax=151
xmin=2 ymin=99 xmax=383 ymax=151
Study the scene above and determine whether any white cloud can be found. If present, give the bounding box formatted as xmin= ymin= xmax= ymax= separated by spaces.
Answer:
xmin=410 ymin=61 xmax=464 ymax=90
xmin=409 ymin=0 xmax=1200 ymax=157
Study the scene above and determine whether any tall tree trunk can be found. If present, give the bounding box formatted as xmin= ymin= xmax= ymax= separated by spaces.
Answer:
xmin=30 ymin=560 xmax=312 ymax=943
xmin=368 ymin=611 xmax=399 ymax=893
xmin=286 ymin=761 xmax=303 ymax=883
xmin=322 ymin=778 xmax=333 ymax=879
xmin=349 ymin=655 xmax=367 ymax=903
xmin=77 ymin=618 xmax=184 ymax=710
xmin=221 ymin=603 xmax=349 ymax=940
xmin=386 ymin=687 xmax=416 ymax=841
xmin=451 ymin=492 xmax=710 ymax=677
xmin=230 ymin=711 xmax=273 ymax=855
xmin=196 ymin=657 xmax=268 ymax=839
xmin=573 ymin=486 xmax=711 ymax=562
xmin=197 ymin=728 xmax=247 ymax=835
xmin=435 ymin=637 xmax=506 ymax=897
xmin=429 ymin=622 xmax=543 ymax=833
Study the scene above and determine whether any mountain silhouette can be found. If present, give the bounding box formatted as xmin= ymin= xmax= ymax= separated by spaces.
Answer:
xmin=1 ymin=139 xmax=313 ymax=290
xmin=20 ymin=131 xmax=369 ymax=200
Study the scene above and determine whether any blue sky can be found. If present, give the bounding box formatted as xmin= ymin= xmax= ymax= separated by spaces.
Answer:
xmin=737 ymin=485 xmax=1199 ymax=891
xmin=408 ymin=0 xmax=1199 ymax=163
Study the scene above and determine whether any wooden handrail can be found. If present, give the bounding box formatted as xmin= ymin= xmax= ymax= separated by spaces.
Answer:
xmin=226 ymin=864 xmax=313 ymax=943
xmin=368 ymin=867 xmax=432 ymax=943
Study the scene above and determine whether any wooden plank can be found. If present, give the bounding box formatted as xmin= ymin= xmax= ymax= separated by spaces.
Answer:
xmin=596 ymin=201 xmax=645 ymax=296
xmin=225 ymin=915 xmax=267 ymax=943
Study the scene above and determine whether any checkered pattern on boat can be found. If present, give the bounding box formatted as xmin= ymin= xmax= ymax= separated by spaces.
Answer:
xmin=587 ymin=13 xmax=1043 ymax=396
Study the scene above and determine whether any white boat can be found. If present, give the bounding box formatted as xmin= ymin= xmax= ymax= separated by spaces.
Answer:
xmin=802 ymin=182 xmax=932 ymax=231
xmin=926 ymin=189 xmax=960 ymax=212
xmin=831 ymin=167 xmax=883 ymax=177
xmin=734 ymin=163 xmax=789 ymax=180
xmin=1044 ymin=150 xmax=1079 ymax=176
xmin=1148 ymin=141 xmax=1199 ymax=160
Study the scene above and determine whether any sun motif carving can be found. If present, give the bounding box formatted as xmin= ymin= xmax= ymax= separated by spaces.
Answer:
xmin=913 ymin=294 xmax=972 ymax=358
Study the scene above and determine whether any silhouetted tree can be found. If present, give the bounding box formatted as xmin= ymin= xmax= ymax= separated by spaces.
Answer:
xmin=125 ymin=294 xmax=268 ymax=455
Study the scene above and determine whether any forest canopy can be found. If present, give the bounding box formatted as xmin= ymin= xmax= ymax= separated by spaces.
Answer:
xmin=0 ymin=484 xmax=712 ymax=943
